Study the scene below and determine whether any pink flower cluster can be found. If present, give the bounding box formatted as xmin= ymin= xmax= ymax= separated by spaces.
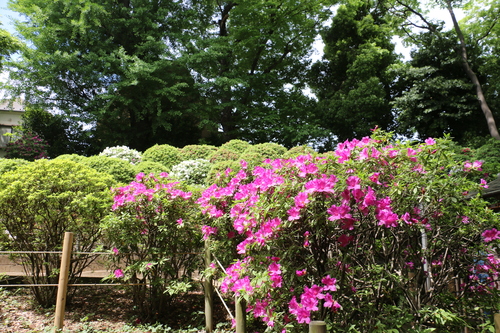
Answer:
xmin=289 ymin=276 xmax=340 ymax=324
xmin=482 ymin=228 xmax=500 ymax=242
xmin=112 ymin=173 xmax=191 ymax=211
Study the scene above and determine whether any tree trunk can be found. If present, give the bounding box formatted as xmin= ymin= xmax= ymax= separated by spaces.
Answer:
xmin=447 ymin=1 xmax=500 ymax=140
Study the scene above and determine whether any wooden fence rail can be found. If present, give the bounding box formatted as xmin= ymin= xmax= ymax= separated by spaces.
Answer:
xmin=2 ymin=233 xmax=500 ymax=333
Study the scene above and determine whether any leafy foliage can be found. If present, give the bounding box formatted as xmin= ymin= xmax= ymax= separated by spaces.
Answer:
xmin=219 ymin=140 xmax=251 ymax=154
xmin=392 ymin=30 xmax=488 ymax=143
xmin=21 ymin=107 xmax=94 ymax=157
xmin=0 ymin=159 xmax=114 ymax=307
xmin=283 ymin=145 xmax=316 ymax=159
xmin=205 ymin=160 xmax=242 ymax=187
xmin=0 ymin=158 xmax=30 ymax=175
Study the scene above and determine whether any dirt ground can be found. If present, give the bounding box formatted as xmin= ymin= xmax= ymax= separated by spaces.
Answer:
xmin=0 ymin=283 xmax=231 ymax=333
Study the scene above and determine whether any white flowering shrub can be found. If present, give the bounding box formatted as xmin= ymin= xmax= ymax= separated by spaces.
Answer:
xmin=99 ymin=146 xmax=142 ymax=165
xmin=170 ymin=159 xmax=211 ymax=186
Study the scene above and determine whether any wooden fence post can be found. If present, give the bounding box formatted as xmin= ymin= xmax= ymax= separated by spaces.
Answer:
xmin=54 ymin=232 xmax=74 ymax=332
xmin=204 ymin=239 xmax=214 ymax=333
xmin=309 ymin=320 xmax=327 ymax=333
xmin=494 ymin=313 xmax=500 ymax=333
xmin=235 ymin=296 xmax=247 ymax=333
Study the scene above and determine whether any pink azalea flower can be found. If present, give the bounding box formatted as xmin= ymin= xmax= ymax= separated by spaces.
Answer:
xmin=296 ymin=269 xmax=307 ymax=276
xmin=480 ymin=179 xmax=489 ymax=189
xmin=425 ymin=138 xmax=436 ymax=145
xmin=287 ymin=206 xmax=301 ymax=221
xmin=201 ymin=225 xmax=218 ymax=240
xmin=112 ymin=247 xmax=119 ymax=255
xmin=114 ymin=269 xmax=124 ymax=278
xmin=321 ymin=275 xmax=337 ymax=291
xmin=369 ymin=173 xmax=381 ymax=185
xmin=346 ymin=176 xmax=361 ymax=190
xmin=376 ymin=209 xmax=399 ymax=228
xmin=482 ymin=228 xmax=500 ymax=242
xmin=176 ymin=218 xmax=183 ymax=225
xmin=338 ymin=234 xmax=353 ymax=247
xmin=294 ymin=192 xmax=310 ymax=208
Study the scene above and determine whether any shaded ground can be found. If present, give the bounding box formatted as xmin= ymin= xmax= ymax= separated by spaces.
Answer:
xmin=0 ymin=282 xmax=232 ymax=333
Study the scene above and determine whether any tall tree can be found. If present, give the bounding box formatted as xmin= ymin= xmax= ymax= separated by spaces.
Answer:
xmin=392 ymin=29 xmax=490 ymax=143
xmin=6 ymin=0 xmax=208 ymax=151
xmin=389 ymin=0 xmax=500 ymax=140
xmin=184 ymin=0 xmax=333 ymax=146
xmin=308 ymin=0 xmax=400 ymax=147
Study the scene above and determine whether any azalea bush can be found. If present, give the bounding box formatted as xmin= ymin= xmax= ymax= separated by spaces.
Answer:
xmin=101 ymin=173 xmax=203 ymax=322
xmin=197 ymin=130 xmax=500 ymax=332
xmin=5 ymin=130 xmax=48 ymax=160
xmin=99 ymin=145 xmax=142 ymax=164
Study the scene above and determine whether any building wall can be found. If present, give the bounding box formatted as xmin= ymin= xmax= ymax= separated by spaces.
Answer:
xmin=0 ymin=101 xmax=25 ymax=158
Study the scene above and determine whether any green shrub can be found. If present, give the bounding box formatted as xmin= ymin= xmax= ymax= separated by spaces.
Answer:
xmin=0 ymin=159 xmax=114 ymax=307
xmin=180 ymin=144 xmax=218 ymax=161
xmin=54 ymin=153 xmax=87 ymax=163
xmin=82 ymin=155 xmax=136 ymax=185
xmin=205 ymin=160 xmax=242 ymax=186
xmin=239 ymin=142 xmax=287 ymax=167
xmin=133 ymin=161 xmax=170 ymax=176
xmin=170 ymin=159 xmax=211 ymax=186
xmin=283 ymin=145 xmax=316 ymax=158
xmin=142 ymin=144 xmax=181 ymax=170
xmin=0 ymin=158 xmax=30 ymax=176
xmin=209 ymin=147 xmax=241 ymax=164
xmin=99 ymin=145 xmax=142 ymax=164
xmin=220 ymin=139 xmax=251 ymax=154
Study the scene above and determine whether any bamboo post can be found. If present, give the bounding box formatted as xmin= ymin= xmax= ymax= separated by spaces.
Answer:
xmin=494 ymin=313 xmax=500 ymax=333
xmin=204 ymin=239 xmax=214 ymax=333
xmin=309 ymin=320 xmax=327 ymax=333
xmin=235 ymin=296 xmax=247 ymax=333
xmin=54 ymin=232 xmax=74 ymax=331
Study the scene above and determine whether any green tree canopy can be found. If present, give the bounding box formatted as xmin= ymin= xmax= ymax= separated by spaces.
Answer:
xmin=0 ymin=25 xmax=21 ymax=69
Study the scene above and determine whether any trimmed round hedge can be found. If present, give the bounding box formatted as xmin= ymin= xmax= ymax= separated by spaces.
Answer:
xmin=180 ymin=144 xmax=218 ymax=161
xmin=142 ymin=144 xmax=182 ymax=170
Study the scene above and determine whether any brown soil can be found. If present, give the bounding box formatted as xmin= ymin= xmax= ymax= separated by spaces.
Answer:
xmin=0 ymin=283 xmax=232 ymax=333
